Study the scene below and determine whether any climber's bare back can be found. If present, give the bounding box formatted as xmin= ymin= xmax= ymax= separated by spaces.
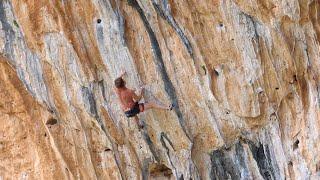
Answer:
xmin=116 ymin=88 xmax=136 ymax=111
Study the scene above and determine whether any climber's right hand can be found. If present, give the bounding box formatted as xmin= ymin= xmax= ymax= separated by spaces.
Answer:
xmin=119 ymin=68 xmax=127 ymax=77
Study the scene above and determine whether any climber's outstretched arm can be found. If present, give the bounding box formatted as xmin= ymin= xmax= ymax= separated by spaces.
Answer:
xmin=116 ymin=69 xmax=126 ymax=79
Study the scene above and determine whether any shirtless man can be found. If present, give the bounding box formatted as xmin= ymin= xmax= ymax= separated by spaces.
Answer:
xmin=114 ymin=70 xmax=173 ymax=128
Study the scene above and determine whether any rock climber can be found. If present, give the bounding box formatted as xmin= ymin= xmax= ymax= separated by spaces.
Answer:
xmin=114 ymin=69 xmax=173 ymax=128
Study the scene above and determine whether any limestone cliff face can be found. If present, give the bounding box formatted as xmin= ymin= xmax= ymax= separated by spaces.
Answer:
xmin=0 ymin=0 xmax=319 ymax=179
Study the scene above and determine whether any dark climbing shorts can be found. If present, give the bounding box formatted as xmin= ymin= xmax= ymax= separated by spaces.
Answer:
xmin=124 ymin=102 xmax=144 ymax=118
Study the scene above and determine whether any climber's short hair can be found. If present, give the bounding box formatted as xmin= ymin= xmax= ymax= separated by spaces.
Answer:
xmin=115 ymin=77 xmax=125 ymax=88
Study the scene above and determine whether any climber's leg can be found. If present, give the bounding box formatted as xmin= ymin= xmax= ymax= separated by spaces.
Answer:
xmin=134 ymin=116 xmax=144 ymax=129
xmin=143 ymin=101 xmax=173 ymax=111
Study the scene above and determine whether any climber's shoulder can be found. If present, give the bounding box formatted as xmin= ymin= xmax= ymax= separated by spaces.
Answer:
xmin=127 ymin=88 xmax=135 ymax=94
xmin=114 ymin=87 xmax=134 ymax=95
xmin=114 ymin=87 xmax=123 ymax=96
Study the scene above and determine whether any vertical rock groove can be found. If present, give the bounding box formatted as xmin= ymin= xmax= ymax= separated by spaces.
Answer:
xmin=127 ymin=0 xmax=192 ymax=140
xmin=151 ymin=0 xmax=194 ymax=59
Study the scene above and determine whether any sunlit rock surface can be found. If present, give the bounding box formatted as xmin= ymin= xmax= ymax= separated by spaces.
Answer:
xmin=0 ymin=0 xmax=319 ymax=179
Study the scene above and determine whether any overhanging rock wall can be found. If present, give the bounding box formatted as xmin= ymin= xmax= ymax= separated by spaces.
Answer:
xmin=0 ymin=0 xmax=319 ymax=179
